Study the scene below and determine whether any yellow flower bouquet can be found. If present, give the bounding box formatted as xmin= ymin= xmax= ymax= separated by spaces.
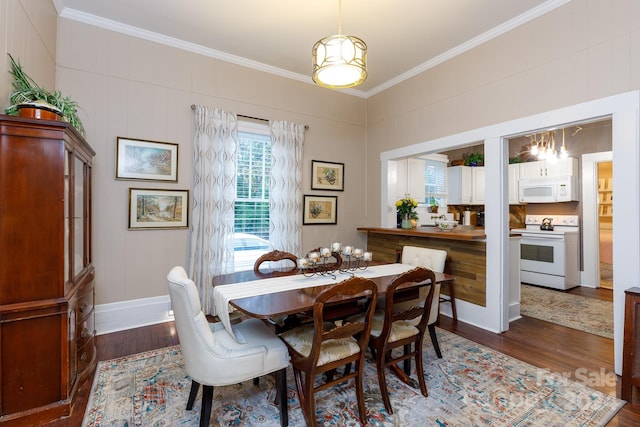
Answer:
xmin=395 ymin=196 xmax=418 ymax=216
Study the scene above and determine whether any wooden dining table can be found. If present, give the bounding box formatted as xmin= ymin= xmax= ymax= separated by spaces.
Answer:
xmin=212 ymin=263 xmax=455 ymax=342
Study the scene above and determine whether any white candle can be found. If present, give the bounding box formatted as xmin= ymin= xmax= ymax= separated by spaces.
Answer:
xmin=309 ymin=252 xmax=319 ymax=263
xmin=321 ymin=247 xmax=331 ymax=258
xmin=343 ymin=246 xmax=352 ymax=256
xmin=354 ymin=248 xmax=363 ymax=258
xmin=331 ymin=242 xmax=341 ymax=252
xmin=364 ymin=251 xmax=373 ymax=262
xmin=298 ymin=258 xmax=309 ymax=269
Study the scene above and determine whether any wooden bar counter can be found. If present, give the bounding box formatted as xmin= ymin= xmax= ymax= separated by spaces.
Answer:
xmin=357 ymin=226 xmax=487 ymax=307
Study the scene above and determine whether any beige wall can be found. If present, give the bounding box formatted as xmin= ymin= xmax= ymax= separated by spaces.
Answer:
xmin=4 ymin=0 xmax=640 ymax=311
xmin=364 ymin=0 xmax=640 ymax=226
xmin=1 ymin=0 xmax=57 ymax=105
xmin=54 ymin=18 xmax=367 ymax=305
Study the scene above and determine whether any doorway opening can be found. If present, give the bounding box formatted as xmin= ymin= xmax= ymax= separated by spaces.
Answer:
xmin=597 ymin=161 xmax=613 ymax=289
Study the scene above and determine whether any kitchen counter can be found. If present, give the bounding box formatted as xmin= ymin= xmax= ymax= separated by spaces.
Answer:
xmin=357 ymin=226 xmax=486 ymax=241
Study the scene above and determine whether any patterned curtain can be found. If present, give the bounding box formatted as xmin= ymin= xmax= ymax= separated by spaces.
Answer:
xmin=269 ymin=120 xmax=305 ymax=256
xmin=188 ymin=105 xmax=238 ymax=314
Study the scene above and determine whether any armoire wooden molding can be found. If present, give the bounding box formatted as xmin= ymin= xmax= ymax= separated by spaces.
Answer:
xmin=0 ymin=115 xmax=96 ymax=425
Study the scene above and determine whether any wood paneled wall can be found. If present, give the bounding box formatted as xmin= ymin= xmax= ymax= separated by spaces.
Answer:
xmin=364 ymin=232 xmax=486 ymax=307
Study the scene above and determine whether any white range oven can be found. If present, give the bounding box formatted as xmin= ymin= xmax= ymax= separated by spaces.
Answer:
xmin=512 ymin=215 xmax=580 ymax=290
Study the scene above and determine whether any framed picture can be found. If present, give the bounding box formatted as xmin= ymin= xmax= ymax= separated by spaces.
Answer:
xmin=303 ymin=195 xmax=337 ymax=225
xmin=128 ymin=188 xmax=189 ymax=230
xmin=116 ymin=137 xmax=179 ymax=181
xmin=311 ymin=160 xmax=344 ymax=191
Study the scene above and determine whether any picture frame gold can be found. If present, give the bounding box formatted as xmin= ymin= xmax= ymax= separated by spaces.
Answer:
xmin=116 ymin=137 xmax=178 ymax=181
xmin=303 ymin=195 xmax=337 ymax=225
xmin=128 ymin=188 xmax=189 ymax=230
xmin=311 ymin=160 xmax=344 ymax=191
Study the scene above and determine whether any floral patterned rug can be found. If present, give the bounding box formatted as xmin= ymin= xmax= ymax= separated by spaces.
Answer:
xmin=520 ymin=284 xmax=614 ymax=339
xmin=82 ymin=328 xmax=623 ymax=426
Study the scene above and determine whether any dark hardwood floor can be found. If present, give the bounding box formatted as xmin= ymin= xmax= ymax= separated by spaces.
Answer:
xmin=46 ymin=287 xmax=640 ymax=426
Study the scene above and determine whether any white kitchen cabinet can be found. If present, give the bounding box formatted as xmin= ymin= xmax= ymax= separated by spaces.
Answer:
xmin=508 ymin=163 xmax=520 ymax=204
xmin=518 ymin=157 xmax=577 ymax=178
xmin=394 ymin=158 xmax=425 ymax=201
xmin=448 ymin=165 xmax=484 ymax=204
xmin=472 ymin=166 xmax=485 ymax=204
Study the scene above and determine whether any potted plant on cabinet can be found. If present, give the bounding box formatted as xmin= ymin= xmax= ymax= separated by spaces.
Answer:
xmin=4 ymin=54 xmax=85 ymax=135
xmin=464 ymin=152 xmax=484 ymax=166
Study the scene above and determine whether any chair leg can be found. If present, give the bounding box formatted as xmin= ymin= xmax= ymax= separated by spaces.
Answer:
xmin=414 ymin=337 xmax=428 ymax=397
xmin=375 ymin=349 xmax=393 ymax=414
xmin=301 ymin=371 xmax=317 ymax=427
xmin=200 ymin=385 xmax=214 ymax=427
xmin=354 ymin=357 xmax=368 ymax=424
xmin=447 ymin=282 xmax=458 ymax=321
xmin=276 ymin=368 xmax=288 ymax=427
xmin=186 ymin=380 xmax=200 ymax=410
xmin=403 ymin=344 xmax=411 ymax=375
xmin=429 ymin=324 xmax=443 ymax=358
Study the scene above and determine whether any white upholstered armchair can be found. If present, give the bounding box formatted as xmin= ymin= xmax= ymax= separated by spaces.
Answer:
xmin=167 ymin=266 xmax=290 ymax=427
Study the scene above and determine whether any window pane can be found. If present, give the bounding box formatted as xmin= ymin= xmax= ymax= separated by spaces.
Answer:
xmin=423 ymin=158 xmax=448 ymax=208
xmin=234 ymin=129 xmax=271 ymax=271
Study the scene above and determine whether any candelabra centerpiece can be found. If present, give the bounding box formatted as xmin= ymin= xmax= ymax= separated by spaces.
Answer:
xmin=297 ymin=242 xmax=372 ymax=278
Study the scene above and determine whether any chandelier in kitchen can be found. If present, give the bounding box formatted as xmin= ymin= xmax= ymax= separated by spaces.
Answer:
xmin=312 ymin=0 xmax=367 ymax=89
xmin=529 ymin=127 xmax=578 ymax=161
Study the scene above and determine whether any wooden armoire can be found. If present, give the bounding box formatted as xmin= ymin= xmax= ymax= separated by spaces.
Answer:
xmin=0 ymin=115 xmax=96 ymax=425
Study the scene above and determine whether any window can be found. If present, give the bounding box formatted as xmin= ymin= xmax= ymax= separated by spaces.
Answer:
xmin=234 ymin=122 xmax=272 ymax=270
xmin=422 ymin=155 xmax=448 ymax=208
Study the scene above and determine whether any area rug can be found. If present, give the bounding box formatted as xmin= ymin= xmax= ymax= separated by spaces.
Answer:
xmin=520 ymin=284 xmax=614 ymax=339
xmin=82 ymin=328 xmax=624 ymax=427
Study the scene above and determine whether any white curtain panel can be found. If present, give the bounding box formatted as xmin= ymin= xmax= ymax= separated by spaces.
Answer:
xmin=188 ymin=105 xmax=238 ymax=314
xmin=269 ymin=120 xmax=305 ymax=257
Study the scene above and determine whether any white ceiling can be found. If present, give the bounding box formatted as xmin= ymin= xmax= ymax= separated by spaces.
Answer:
xmin=53 ymin=0 xmax=567 ymax=97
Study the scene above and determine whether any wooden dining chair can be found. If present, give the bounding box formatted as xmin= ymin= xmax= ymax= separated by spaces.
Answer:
xmin=356 ymin=266 xmax=436 ymax=414
xmin=254 ymin=249 xmax=298 ymax=276
xmin=279 ymin=276 xmax=378 ymax=427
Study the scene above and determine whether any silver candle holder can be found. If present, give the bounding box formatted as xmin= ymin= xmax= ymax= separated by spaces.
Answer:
xmin=297 ymin=243 xmax=372 ymax=278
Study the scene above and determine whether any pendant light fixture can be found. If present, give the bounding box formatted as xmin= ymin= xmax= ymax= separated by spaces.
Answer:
xmin=312 ymin=0 xmax=367 ymax=88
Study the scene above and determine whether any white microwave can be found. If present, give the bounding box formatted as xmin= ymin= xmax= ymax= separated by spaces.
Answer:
xmin=518 ymin=175 xmax=578 ymax=203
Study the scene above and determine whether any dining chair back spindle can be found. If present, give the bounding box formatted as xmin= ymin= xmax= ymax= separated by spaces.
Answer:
xmin=167 ymin=266 xmax=290 ymax=427
xmin=279 ymin=276 xmax=378 ymax=427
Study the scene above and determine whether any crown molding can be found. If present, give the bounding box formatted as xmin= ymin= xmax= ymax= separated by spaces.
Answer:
xmin=57 ymin=0 xmax=569 ymax=99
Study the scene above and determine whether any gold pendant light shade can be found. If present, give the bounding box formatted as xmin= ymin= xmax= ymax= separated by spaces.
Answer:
xmin=312 ymin=34 xmax=367 ymax=88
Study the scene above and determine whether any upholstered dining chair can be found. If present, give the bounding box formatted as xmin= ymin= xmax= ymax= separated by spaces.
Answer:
xmin=400 ymin=245 xmax=448 ymax=358
xmin=279 ymin=276 xmax=378 ymax=427
xmin=254 ymin=249 xmax=298 ymax=276
xmin=351 ymin=266 xmax=436 ymax=414
xmin=167 ymin=266 xmax=290 ymax=427
xmin=401 ymin=245 xmax=457 ymax=321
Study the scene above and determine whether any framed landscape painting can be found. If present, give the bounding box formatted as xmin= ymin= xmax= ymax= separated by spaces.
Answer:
xmin=311 ymin=160 xmax=344 ymax=191
xmin=303 ymin=195 xmax=337 ymax=225
xmin=128 ymin=188 xmax=189 ymax=230
xmin=116 ymin=137 xmax=178 ymax=181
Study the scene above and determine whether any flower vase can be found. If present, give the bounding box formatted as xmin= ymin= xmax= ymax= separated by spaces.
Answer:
xmin=401 ymin=214 xmax=412 ymax=229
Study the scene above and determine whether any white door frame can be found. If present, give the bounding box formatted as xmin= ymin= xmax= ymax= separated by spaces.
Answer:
xmin=380 ymin=90 xmax=640 ymax=374
xmin=581 ymin=151 xmax=612 ymax=288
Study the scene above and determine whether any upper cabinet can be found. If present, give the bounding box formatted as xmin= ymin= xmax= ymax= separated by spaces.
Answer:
xmin=448 ymin=165 xmax=484 ymax=205
xmin=394 ymin=158 xmax=425 ymax=201
xmin=508 ymin=163 xmax=521 ymax=205
xmin=518 ymin=157 xmax=578 ymax=178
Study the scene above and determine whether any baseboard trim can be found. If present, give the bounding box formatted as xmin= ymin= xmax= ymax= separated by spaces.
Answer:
xmin=95 ymin=295 xmax=174 ymax=335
